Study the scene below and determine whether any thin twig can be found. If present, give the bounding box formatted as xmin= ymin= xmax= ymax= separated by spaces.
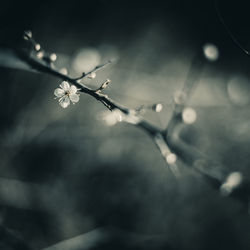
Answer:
xmin=214 ymin=0 xmax=250 ymax=56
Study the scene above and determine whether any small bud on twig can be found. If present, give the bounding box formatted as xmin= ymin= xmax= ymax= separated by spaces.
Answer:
xmin=35 ymin=43 xmax=41 ymax=51
xmin=36 ymin=51 xmax=44 ymax=59
xmin=59 ymin=68 xmax=68 ymax=75
xmin=182 ymin=107 xmax=197 ymax=124
xmin=153 ymin=103 xmax=163 ymax=112
xmin=96 ymin=79 xmax=111 ymax=92
xmin=220 ymin=172 xmax=243 ymax=196
xmin=135 ymin=103 xmax=163 ymax=114
xmin=166 ymin=153 xmax=177 ymax=165
xmin=50 ymin=53 xmax=57 ymax=62
xmin=87 ymin=72 xmax=96 ymax=79
xmin=23 ymin=30 xmax=32 ymax=40
xmin=174 ymin=91 xmax=186 ymax=105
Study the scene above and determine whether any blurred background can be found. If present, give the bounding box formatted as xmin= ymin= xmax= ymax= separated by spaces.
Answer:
xmin=1 ymin=0 xmax=250 ymax=249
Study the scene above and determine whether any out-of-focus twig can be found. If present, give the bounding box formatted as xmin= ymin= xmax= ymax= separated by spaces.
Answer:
xmin=42 ymin=227 xmax=174 ymax=250
xmin=164 ymin=53 xmax=250 ymax=207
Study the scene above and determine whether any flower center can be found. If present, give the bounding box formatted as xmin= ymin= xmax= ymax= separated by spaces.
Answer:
xmin=65 ymin=91 xmax=70 ymax=96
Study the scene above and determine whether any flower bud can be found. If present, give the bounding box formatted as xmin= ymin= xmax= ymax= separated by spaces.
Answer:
xmin=35 ymin=43 xmax=41 ymax=51
xmin=23 ymin=30 xmax=32 ymax=40
xmin=87 ymin=72 xmax=96 ymax=79
xmin=50 ymin=53 xmax=57 ymax=62
xmin=153 ymin=103 xmax=163 ymax=112
xmin=36 ymin=51 xmax=44 ymax=59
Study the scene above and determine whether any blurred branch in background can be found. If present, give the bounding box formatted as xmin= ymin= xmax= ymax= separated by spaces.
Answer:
xmin=166 ymin=50 xmax=250 ymax=208
xmin=42 ymin=227 xmax=174 ymax=250
xmin=0 ymin=225 xmax=33 ymax=250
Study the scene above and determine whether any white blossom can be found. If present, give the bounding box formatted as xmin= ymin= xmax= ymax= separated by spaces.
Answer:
xmin=54 ymin=81 xmax=80 ymax=108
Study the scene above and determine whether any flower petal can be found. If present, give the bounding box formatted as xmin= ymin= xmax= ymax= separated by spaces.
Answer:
xmin=70 ymin=85 xmax=77 ymax=94
xmin=54 ymin=88 xmax=65 ymax=97
xmin=59 ymin=96 xmax=70 ymax=108
xmin=60 ymin=81 xmax=70 ymax=91
xmin=69 ymin=93 xmax=79 ymax=103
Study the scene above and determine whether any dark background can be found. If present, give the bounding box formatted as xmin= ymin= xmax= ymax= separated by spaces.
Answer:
xmin=1 ymin=0 xmax=250 ymax=249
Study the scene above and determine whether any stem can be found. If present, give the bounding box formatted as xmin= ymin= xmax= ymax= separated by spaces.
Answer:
xmin=15 ymin=48 xmax=166 ymax=160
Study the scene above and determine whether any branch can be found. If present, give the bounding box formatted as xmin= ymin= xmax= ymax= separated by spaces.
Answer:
xmin=164 ymin=53 xmax=250 ymax=207
xmin=14 ymin=32 xmax=170 ymax=167
xmin=16 ymin=49 xmax=161 ymax=133
xmin=42 ymin=227 xmax=173 ymax=250
xmin=12 ymin=31 xmax=250 ymax=207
